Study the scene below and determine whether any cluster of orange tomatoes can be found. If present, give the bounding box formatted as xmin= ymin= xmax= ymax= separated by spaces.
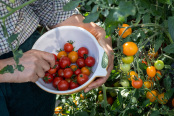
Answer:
xmin=118 ymin=24 xmax=168 ymax=104
xmin=43 ymin=41 xmax=95 ymax=91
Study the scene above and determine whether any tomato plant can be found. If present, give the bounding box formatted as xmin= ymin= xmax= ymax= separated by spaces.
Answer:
xmin=53 ymin=0 xmax=174 ymax=116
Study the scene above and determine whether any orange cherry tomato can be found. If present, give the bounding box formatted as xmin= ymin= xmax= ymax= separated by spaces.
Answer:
xmin=144 ymin=80 xmax=153 ymax=89
xmin=81 ymin=67 xmax=91 ymax=76
xmin=146 ymin=90 xmax=158 ymax=102
xmin=68 ymin=51 xmax=78 ymax=63
xmin=57 ymin=51 xmax=67 ymax=59
xmin=155 ymin=70 xmax=162 ymax=81
xmin=107 ymin=97 xmax=114 ymax=105
xmin=70 ymin=65 xmax=78 ymax=71
xmin=158 ymin=93 xmax=168 ymax=104
xmin=146 ymin=66 xmax=156 ymax=78
xmin=128 ymin=71 xmax=138 ymax=81
xmin=118 ymin=24 xmax=132 ymax=38
xmin=123 ymin=42 xmax=138 ymax=56
xmin=172 ymin=98 xmax=174 ymax=107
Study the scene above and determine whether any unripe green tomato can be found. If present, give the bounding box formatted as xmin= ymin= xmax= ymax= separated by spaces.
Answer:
xmin=154 ymin=60 xmax=164 ymax=70
xmin=120 ymin=79 xmax=130 ymax=87
xmin=10 ymin=0 xmax=15 ymax=3
xmin=6 ymin=6 xmax=12 ymax=12
xmin=113 ymin=81 xmax=120 ymax=87
xmin=109 ymin=90 xmax=117 ymax=97
xmin=122 ymin=56 xmax=134 ymax=64
xmin=98 ymin=94 xmax=103 ymax=102
xmin=131 ymin=97 xmax=137 ymax=103
xmin=120 ymin=63 xmax=131 ymax=73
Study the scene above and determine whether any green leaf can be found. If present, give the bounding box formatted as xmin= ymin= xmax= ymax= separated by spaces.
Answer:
xmin=83 ymin=12 xmax=99 ymax=23
xmin=7 ymin=34 xmax=18 ymax=44
xmin=90 ymin=107 xmax=96 ymax=116
xmin=75 ymin=111 xmax=89 ymax=116
xmin=117 ymin=1 xmax=136 ymax=17
xmin=163 ymin=43 xmax=174 ymax=53
xmin=14 ymin=49 xmax=23 ymax=64
xmin=168 ymin=16 xmax=174 ymax=42
xmin=154 ymin=36 xmax=163 ymax=53
xmin=163 ymin=76 xmax=171 ymax=90
xmin=134 ymin=89 xmax=139 ymax=98
xmin=118 ymin=91 xmax=123 ymax=106
xmin=158 ymin=0 xmax=172 ymax=5
xmin=63 ymin=0 xmax=81 ymax=11
xmin=143 ymin=14 xmax=151 ymax=23
xmin=142 ymin=99 xmax=150 ymax=107
xmin=150 ymin=110 xmax=160 ymax=116
xmin=101 ymin=52 xmax=108 ymax=68
xmin=16 ymin=64 xmax=24 ymax=72
xmin=0 ymin=65 xmax=14 ymax=74
xmin=165 ymin=89 xmax=174 ymax=99
xmin=101 ymin=9 xmax=109 ymax=17
xmin=91 ymin=5 xmax=98 ymax=13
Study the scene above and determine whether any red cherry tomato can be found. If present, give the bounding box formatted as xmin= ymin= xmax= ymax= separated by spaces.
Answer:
xmin=58 ymin=69 xmax=64 ymax=77
xmin=59 ymin=56 xmax=71 ymax=68
xmin=78 ymin=47 xmax=89 ymax=57
xmin=76 ymin=58 xmax=85 ymax=68
xmin=77 ymin=73 xmax=89 ymax=85
xmin=63 ymin=68 xmax=73 ymax=79
xmin=43 ymin=73 xmax=54 ymax=83
xmin=53 ymin=54 xmax=58 ymax=61
xmin=52 ymin=77 xmax=63 ymax=88
xmin=132 ymin=78 xmax=143 ymax=89
xmin=70 ymin=81 xmax=79 ymax=89
xmin=64 ymin=43 xmax=73 ymax=52
xmin=85 ymin=56 xmax=95 ymax=67
xmin=74 ymin=69 xmax=81 ymax=76
xmin=48 ymin=67 xmax=57 ymax=74
xmin=58 ymin=80 xmax=69 ymax=91
xmin=55 ymin=61 xmax=60 ymax=70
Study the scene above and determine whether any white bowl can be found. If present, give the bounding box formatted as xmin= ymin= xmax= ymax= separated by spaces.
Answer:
xmin=32 ymin=26 xmax=107 ymax=95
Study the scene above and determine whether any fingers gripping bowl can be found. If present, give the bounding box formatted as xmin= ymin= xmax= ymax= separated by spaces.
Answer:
xmin=32 ymin=26 xmax=107 ymax=95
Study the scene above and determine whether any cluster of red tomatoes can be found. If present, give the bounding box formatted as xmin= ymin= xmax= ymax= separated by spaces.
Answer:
xmin=43 ymin=41 xmax=95 ymax=91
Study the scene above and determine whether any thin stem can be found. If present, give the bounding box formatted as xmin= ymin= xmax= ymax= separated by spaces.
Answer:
xmin=102 ymin=84 xmax=108 ymax=116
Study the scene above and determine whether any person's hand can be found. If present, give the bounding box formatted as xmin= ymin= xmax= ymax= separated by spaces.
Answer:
xmin=51 ymin=14 xmax=114 ymax=92
xmin=0 ymin=49 xmax=55 ymax=83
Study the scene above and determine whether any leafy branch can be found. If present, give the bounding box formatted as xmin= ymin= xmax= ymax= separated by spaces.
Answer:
xmin=0 ymin=0 xmax=37 ymax=74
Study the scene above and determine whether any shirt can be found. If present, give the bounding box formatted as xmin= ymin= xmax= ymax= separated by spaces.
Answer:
xmin=0 ymin=0 xmax=79 ymax=55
